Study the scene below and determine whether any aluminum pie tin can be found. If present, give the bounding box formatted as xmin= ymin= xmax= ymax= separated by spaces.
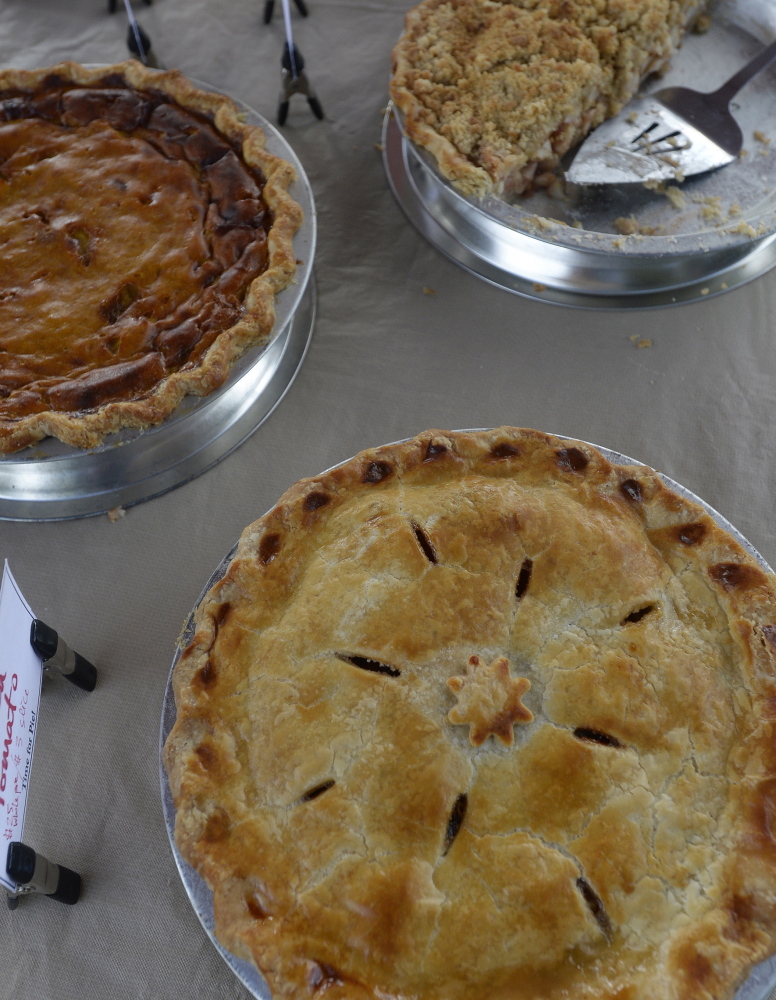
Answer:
xmin=384 ymin=0 xmax=776 ymax=308
xmin=161 ymin=540 xmax=268 ymax=1000
xmin=0 ymin=88 xmax=317 ymax=521
xmin=160 ymin=432 xmax=776 ymax=1000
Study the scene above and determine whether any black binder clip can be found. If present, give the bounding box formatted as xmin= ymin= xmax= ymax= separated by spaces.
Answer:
xmin=120 ymin=0 xmax=159 ymax=68
xmin=126 ymin=20 xmax=159 ymax=68
xmin=6 ymin=842 xmax=81 ymax=909
xmin=278 ymin=41 xmax=324 ymax=125
xmin=30 ymin=620 xmax=97 ymax=693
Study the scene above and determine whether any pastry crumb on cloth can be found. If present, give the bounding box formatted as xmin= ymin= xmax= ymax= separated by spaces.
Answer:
xmin=165 ymin=427 xmax=776 ymax=1000
xmin=390 ymin=0 xmax=706 ymax=198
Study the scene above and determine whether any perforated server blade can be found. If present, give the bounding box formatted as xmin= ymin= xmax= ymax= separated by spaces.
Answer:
xmin=567 ymin=38 xmax=776 ymax=185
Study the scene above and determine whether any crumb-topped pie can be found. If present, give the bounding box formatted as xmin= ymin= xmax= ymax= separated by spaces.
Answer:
xmin=164 ymin=427 xmax=776 ymax=1000
xmin=0 ymin=61 xmax=301 ymax=453
xmin=390 ymin=0 xmax=706 ymax=198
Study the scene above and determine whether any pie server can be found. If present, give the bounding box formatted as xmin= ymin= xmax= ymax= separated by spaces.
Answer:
xmin=566 ymin=37 xmax=776 ymax=185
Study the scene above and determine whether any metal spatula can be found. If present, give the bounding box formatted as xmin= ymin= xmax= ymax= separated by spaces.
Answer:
xmin=566 ymin=38 xmax=776 ymax=185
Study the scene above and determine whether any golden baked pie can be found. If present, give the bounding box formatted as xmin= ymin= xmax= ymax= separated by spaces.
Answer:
xmin=390 ymin=0 xmax=705 ymax=198
xmin=164 ymin=427 xmax=776 ymax=1000
xmin=0 ymin=61 xmax=301 ymax=453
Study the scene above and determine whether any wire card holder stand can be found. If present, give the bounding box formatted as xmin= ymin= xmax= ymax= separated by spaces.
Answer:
xmin=279 ymin=41 xmax=324 ymax=125
xmin=264 ymin=0 xmax=308 ymax=23
xmin=108 ymin=0 xmax=160 ymax=67
xmin=1 ymin=564 xmax=97 ymax=910
xmin=108 ymin=0 xmax=151 ymax=15
xmin=275 ymin=0 xmax=323 ymax=124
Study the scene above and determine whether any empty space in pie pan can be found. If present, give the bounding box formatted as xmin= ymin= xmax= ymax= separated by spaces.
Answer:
xmin=159 ymin=433 xmax=776 ymax=1000
xmin=384 ymin=0 xmax=776 ymax=309
xmin=0 ymin=97 xmax=316 ymax=522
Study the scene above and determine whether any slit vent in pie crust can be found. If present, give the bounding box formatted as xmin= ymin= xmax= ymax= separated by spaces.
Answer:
xmin=390 ymin=0 xmax=708 ymax=198
xmin=0 ymin=60 xmax=302 ymax=452
xmin=164 ymin=427 xmax=776 ymax=1000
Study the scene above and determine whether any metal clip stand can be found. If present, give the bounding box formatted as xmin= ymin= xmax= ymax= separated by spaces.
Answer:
xmin=277 ymin=0 xmax=323 ymax=125
xmin=108 ymin=0 xmax=151 ymax=14
xmin=278 ymin=42 xmax=324 ymax=125
xmin=264 ymin=0 xmax=308 ymax=25
xmin=4 ymin=621 xmax=97 ymax=910
xmin=122 ymin=0 xmax=159 ymax=68
xmin=30 ymin=619 xmax=97 ymax=693
xmin=6 ymin=843 xmax=81 ymax=909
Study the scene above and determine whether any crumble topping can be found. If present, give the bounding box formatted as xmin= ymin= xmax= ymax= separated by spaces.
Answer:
xmin=391 ymin=0 xmax=705 ymax=197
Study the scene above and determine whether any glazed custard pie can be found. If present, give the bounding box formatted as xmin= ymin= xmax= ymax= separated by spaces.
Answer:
xmin=0 ymin=61 xmax=301 ymax=453
xmin=165 ymin=428 xmax=776 ymax=1000
xmin=390 ymin=0 xmax=706 ymax=198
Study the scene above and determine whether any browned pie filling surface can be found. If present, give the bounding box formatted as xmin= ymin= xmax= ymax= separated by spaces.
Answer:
xmin=0 ymin=77 xmax=272 ymax=422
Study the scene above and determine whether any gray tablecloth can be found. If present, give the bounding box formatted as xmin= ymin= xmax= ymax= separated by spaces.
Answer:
xmin=1 ymin=1 xmax=776 ymax=997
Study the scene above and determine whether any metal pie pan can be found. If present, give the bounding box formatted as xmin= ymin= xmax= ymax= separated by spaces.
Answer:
xmin=159 ymin=431 xmax=776 ymax=1000
xmin=384 ymin=0 xmax=776 ymax=308
xmin=161 ymin=541 xmax=269 ymax=1000
xmin=0 ymin=87 xmax=317 ymax=520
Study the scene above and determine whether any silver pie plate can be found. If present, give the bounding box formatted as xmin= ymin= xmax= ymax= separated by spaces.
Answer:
xmin=0 ymin=86 xmax=317 ymax=520
xmin=384 ymin=0 xmax=776 ymax=308
xmin=160 ymin=432 xmax=776 ymax=1000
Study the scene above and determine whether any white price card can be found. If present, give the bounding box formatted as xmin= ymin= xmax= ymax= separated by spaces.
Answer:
xmin=0 ymin=562 xmax=42 ymax=892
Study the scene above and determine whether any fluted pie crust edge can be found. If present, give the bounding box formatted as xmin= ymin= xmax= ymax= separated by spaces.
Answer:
xmin=164 ymin=428 xmax=776 ymax=1000
xmin=0 ymin=60 xmax=302 ymax=453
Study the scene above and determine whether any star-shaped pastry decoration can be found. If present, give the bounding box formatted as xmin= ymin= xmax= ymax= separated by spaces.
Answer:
xmin=447 ymin=655 xmax=533 ymax=746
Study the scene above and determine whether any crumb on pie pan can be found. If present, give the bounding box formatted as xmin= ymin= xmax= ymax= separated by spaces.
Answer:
xmin=162 ymin=427 xmax=776 ymax=1000
xmin=0 ymin=60 xmax=302 ymax=453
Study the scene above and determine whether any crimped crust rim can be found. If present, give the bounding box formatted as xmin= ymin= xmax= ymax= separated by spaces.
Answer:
xmin=165 ymin=427 xmax=776 ymax=1000
xmin=0 ymin=60 xmax=303 ymax=453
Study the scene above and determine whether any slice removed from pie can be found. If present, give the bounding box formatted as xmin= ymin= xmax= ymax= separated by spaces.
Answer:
xmin=390 ymin=0 xmax=707 ymax=198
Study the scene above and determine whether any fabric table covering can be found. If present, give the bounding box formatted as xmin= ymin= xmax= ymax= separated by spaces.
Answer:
xmin=1 ymin=1 xmax=776 ymax=997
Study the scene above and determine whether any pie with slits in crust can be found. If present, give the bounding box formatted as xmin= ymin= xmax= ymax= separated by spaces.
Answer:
xmin=164 ymin=427 xmax=776 ymax=1000
xmin=390 ymin=0 xmax=706 ymax=198
xmin=0 ymin=60 xmax=301 ymax=453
